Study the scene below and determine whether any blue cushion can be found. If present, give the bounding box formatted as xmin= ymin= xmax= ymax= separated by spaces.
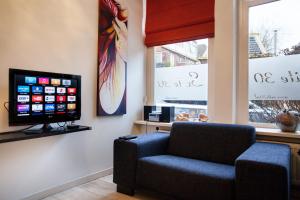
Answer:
xmin=113 ymin=133 xmax=169 ymax=188
xmin=168 ymin=122 xmax=256 ymax=165
xmin=137 ymin=155 xmax=235 ymax=200
xmin=235 ymin=142 xmax=291 ymax=200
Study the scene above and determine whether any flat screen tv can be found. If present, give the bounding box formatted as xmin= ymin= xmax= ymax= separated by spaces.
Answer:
xmin=9 ymin=68 xmax=81 ymax=127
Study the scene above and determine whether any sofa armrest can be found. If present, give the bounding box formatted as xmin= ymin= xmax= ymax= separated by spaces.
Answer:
xmin=235 ymin=142 xmax=291 ymax=200
xmin=113 ymin=133 xmax=170 ymax=193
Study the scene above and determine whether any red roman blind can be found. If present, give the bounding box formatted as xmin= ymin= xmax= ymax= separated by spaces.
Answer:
xmin=145 ymin=0 xmax=215 ymax=47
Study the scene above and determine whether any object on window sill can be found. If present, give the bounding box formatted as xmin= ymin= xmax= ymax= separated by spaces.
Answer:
xmin=175 ymin=113 xmax=209 ymax=122
xmin=275 ymin=109 xmax=299 ymax=132
xmin=199 ymin=113 xmax=208 ymax=122
xmin=176 ymin=113 xmax=189 ymax=121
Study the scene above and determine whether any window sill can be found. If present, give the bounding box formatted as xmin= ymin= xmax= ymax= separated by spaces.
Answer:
xmin=256 ymin=127 xmax=300 ymax=142
xmin=134 ymin=120 xmax=172 ymax=128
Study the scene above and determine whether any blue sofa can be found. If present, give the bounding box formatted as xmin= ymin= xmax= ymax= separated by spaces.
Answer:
xmin=113 ymin=122 xmax=291 ymax=200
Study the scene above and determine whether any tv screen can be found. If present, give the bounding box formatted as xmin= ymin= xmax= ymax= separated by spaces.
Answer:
xmin=9 ymin=68 xmax=81 ymax=126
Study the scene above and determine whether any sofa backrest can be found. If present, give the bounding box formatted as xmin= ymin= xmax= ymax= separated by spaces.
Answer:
xmin=167 ymin=122 xmax=256 ymax=165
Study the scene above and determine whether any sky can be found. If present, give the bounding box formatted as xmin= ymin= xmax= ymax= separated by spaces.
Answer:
xmin=249 ymin=0 xmax=300 ymax=50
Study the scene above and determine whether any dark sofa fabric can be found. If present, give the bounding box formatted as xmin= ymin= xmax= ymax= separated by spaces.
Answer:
xmin=236 ymin=142 xmax=291 ymax=200
xmin=113 ymin=122 xmax=291 ymax=200
xmin=168 ymin=122 xmax=256 ymax=165
xmin=113 ymin=132 xmax=169 ymax=194
xmin=137 ymin=155 xmax=235 ymax=200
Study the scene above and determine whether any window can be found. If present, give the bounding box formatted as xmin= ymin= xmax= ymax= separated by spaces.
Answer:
xmin=154 ymin=39 xmax=208 ymax=120
xmin=248 ymin=0 xmax=300 ymax=125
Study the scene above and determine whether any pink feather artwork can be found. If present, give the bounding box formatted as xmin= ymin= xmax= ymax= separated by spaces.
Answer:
xmin=97 ymin=0 xmax=128 ymax=116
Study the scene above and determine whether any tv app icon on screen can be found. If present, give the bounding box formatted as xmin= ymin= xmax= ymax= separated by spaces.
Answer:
xmin=25 ymin=77 xmax=37 ymax=84
xmin=56 ymin=96 xmax=66 ymax=102
xmin=62 ymin=79 xmax=71 ymax=86
xmin=32 ymin=86 xmax=43 ymax=94
xmin=45 ymin=95 xmax=55 ymax=102
xmin=17 ymin=85 xmax=30 ymax=93
xmin=17 ymin=95 xmax=30 ymax=103
xmin=67 ymin=88 xmax=76 ymax=94
xmin=17 ymin=104 xmax=30 ymax=113
xmin=45 ymin=104 xmax=55 ymax=112
xmin=67 ymin=104 xmax=76 ymax=110
xmin=51 ymin=79 xmax=61 ymax=86
xmin=32 ymin=104 xmax=43 ymax=112
xmin=67 ymin=96 xmax=76 ymax=102
xmin=57 ymin=87 xmax=66 ymax=94
xmin=32 ymin=95 xmax=43 ymax=102
xmin=45 ymin=87 xmax=55 ymax=94
xmin=38 ymin=77 xmax=49 ymax=85
xmin=57 ymin=104 xmax=66 ymax=112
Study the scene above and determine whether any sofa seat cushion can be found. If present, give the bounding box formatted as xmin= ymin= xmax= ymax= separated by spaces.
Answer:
xmin=136 ymin=155 xmax=235 ymax=200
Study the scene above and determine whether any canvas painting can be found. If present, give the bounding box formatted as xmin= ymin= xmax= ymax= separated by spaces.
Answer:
xmin=97 ymin=0 xmax=128 ymax=116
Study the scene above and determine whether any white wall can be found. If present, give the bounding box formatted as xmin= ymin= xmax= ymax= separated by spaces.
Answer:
xmin=0 ymin=0 xmax=145 ymax=200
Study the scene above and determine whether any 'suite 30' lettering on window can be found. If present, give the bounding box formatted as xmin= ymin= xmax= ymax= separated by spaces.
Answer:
xmin=254 ymin=70 xmax=300 ymax=84
xmin=157 ymin=72 xmax=204 ymax=88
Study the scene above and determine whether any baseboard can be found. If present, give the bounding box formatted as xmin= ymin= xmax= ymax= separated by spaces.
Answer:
xmin=22 ymin=167 xmax=113 ymax=200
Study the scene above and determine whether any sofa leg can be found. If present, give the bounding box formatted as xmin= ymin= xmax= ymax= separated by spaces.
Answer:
xmin=117 ymin=185 xmax=135 ymax=196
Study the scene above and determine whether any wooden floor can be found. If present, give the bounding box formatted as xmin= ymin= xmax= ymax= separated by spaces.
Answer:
xmin=41 ymin=175 xmax=170 ymax=200
xmin=42 ymin=174 xmax=300 ymax=200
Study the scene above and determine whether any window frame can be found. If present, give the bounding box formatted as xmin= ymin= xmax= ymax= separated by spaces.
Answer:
xmin=237 ymin=0 xmax=282 ymax=128
xmin=145 ymin=0 xmax=290 ymax=128
xmin=146 ymin=39 xmax=214 ymax=119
